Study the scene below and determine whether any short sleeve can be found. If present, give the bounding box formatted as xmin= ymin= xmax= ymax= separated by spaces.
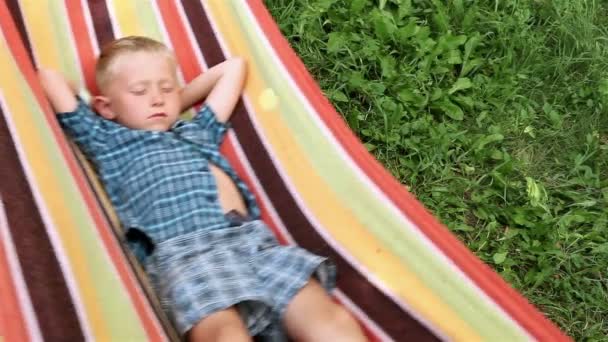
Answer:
xmin=57 ymin=97 xmax=112 ymax=152
xmin=190 ymin=104 xmax=229 ymax=145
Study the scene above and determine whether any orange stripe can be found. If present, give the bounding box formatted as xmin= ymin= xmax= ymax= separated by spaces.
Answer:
xmin=65 ymin=0 xmax=98 ymax=93
xmin=62 ymin=1 xmax=165 ymax=340
xmin=245 ymin=0 xmax=569 ymax=340
xmin=156 ymin=1 xmax=199 ymax=81
xmin=0 ymin=233 xmax=30 ymax=342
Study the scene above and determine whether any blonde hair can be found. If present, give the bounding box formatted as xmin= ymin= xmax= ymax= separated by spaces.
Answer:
xmin=95 ymin=36 xmax=175 ymax=92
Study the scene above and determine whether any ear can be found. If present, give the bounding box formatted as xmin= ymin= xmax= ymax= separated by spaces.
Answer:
xmin=92 ymin=96 xmax=116 ymax=120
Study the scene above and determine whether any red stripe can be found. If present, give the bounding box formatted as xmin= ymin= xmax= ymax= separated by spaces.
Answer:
xmin=64 ymin=0 xmax=98 ymax=93
xmin=156 ymin=1 xmax=289 ymax=244
xmin=246 ymin=0 xmax=570 ymax=340
xmin=155 ymin=1 xmax=199 ymax=81
xmin=0 ymin=233 xmax=30 ymax=342
xmin=154 ymin=2 xmax=237 ymax=193
xmin=61 ymin=1 xmax=166 ymax=340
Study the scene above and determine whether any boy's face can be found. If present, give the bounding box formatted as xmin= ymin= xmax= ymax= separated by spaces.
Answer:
xmin=98 ymin=51 xmax=181 ymax=131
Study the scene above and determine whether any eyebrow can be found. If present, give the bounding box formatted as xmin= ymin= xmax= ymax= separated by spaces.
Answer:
xmin=128 ymin=79 xmax=174 ymax=88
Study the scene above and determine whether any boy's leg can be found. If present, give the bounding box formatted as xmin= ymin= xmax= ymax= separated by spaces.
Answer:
xmin=187 ymin=307 xmax=252 ymax=342
xmin=283 ymin=279 xmax=367 ymax=342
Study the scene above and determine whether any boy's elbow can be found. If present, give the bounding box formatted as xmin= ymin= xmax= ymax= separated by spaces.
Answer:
xmin=38 ymin=69 xmax=51 ymax=85
xmin=38 ymin=68 xmax=67 ymax=90
xmin=229 ymin=57 xmax=246 ymax=72
xmin=230 ymin=56 xmax=246 ymax=65
xmin=37 ymin=68 xmax=79 ymax=113
xmin=38 ymin=68 xmax=60 ymax=82
xmin=38 ymin=69 xmax=57 ymax=92
xmin=233 ymin=57 xmax=247 ymax=82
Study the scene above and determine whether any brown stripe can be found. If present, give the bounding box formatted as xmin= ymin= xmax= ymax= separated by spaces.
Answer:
xmin=87 ymin=0 xmax=114 ymax=48
xmin=5 ymin=0 xmax=34 ymax=65
xmin=71 ymin=145 xmax=180 ymax=342
xmin=0 ymin=107 xmax=85 ymax=340
xmin=180 ymin=1 xmax=438 ymax=340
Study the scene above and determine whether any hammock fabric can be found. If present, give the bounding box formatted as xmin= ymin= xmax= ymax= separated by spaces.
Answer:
xmin=0 ymin=1 xmax=570 ymax=341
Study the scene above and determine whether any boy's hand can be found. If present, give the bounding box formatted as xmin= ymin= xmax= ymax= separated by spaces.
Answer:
xmin=38 ymin=69 xmax=78 ymax=113
xmin=180 ymin=57 xmax=247 ymax=123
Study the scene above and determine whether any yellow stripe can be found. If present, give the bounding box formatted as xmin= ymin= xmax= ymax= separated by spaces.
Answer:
xmin=19 ymin=1 xmax=79 ymax=81
xmin=205 ymin=2 xmax=481 ymax=339
xmin=19 ymin=1 xmax=60 ymax=68
xmin=111 ymin=0 xmax=141 ymax=37
xmin=0 ymin=35 xmax=110 ymax=340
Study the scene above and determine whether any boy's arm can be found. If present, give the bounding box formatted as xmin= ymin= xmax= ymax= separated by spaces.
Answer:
xmin=180 ymin=57 xmax=247 ymax=123
xmin=38 ymin=69 xmax=78 ymax=113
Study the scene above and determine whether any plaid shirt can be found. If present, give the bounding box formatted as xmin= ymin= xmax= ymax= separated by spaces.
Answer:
xmin=58 ymin=98 xmax=260 ymax=259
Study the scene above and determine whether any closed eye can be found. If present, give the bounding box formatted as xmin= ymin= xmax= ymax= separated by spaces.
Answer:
xmin=131 ymin=89 xmax=147 ymax=96
xmin=161 ymin=87 xmax=174 ymax=93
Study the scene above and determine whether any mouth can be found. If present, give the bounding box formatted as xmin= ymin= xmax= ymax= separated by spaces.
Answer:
xmin=148 ymin=112 xmax=168 ymax=119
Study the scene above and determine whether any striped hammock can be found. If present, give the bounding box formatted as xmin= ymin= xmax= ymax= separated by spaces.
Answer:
xmin=0 ymin=1 xmax=570 ymax=341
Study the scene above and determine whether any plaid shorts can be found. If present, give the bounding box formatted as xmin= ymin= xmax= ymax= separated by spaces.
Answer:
xmin=143 ymin=220 xmax=336 ymax=338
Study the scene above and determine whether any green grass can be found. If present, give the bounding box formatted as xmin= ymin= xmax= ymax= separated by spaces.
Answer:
xmin=264 ymin=0 xmax=608 ymax=339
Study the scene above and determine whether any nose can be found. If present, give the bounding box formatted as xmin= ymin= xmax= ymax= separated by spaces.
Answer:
xmin=151 ymin=89 xmax=164 ymax=106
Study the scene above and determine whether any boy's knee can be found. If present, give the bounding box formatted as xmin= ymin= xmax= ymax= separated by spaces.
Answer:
xmin=313 ymin=305 xmax=367 ymax=341
xmin=187 ymin=308 xmax=251 ymax=342
xmin=324 ymin=304 xmax=358 ymax=330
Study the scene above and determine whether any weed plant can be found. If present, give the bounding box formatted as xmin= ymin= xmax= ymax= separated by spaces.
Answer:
xmin=265 ymin=0 xmax=608 ymax=339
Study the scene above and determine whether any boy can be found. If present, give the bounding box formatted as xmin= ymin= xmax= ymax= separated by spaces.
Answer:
xmin=38 ymin=36 xmax=366 ymax=342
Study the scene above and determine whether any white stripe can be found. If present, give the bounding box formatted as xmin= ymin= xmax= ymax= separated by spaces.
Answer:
xmin=234 ymin=96 xmax=407 ymax=342
xmin=57 ymin=1 xmax=87 ymax=87
xmin=176 ymin=1 xmax=447 ymax=338
xmin=0 ymin=92 xmax=94 ymax=341
xmin=240 ymin=97 xmax=450 ymax=338
xmin=227 ymin=130 xmax=296 ymax=245
xmin=80 ymin=0 xmax=100 ymax=56
xmin=202 ymin=3 xmax=412 ymax=340
xmin=175 ymin=2 xmax=208 ymax=70
xmin=0 ymin=196 xmax=43 ymax=342
xmin=149 ymin=1 xmax=173 ymax=55
xmin=199 ymin=1 xmax=233 ymax=59
xmin=149 ymin=1 xmax=186 ymax=86
xmin=74 ymin=3 xmax=168 ymax=335
xmin=240 ymin=2 xmax=533 ymax=340
xmin=170 ymin=11 xmax=378 ymax=341
xmin=174 ymin=1 xmax=296 ymax=245
xmin=197 ymin=0 xmax=302 ymax=246
xmin=104 ymin=0 xmax=122 ymax=38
